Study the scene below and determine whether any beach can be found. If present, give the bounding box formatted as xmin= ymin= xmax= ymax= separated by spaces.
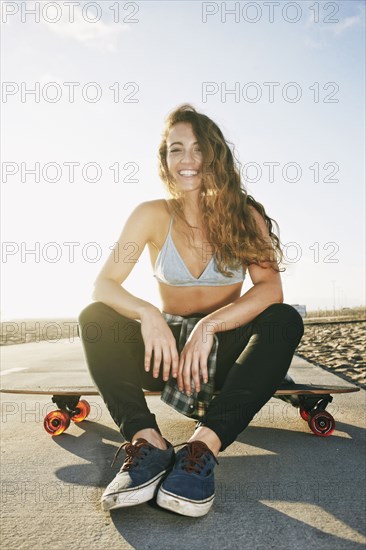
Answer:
xmin=298 ymin=315 xmax=365 ymax=389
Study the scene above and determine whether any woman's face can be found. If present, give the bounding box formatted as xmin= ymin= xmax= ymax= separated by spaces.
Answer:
xmin=166 ymin=122 xmax=203 ymax=193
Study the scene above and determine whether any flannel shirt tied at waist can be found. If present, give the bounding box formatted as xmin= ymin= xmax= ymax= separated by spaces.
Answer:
xmin=160 ymin=311 xmax=219 ymax=420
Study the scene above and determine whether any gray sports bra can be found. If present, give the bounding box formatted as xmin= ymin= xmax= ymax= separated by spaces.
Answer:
xmin=153 ymin=216 xmax=246 ymax=287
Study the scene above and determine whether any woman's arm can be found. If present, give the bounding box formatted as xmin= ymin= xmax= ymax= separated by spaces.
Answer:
xmin=91 ymin=201 xmax=179 ymax=380
xmin=93 ymin=279 xmax=158 ymax=321
xmin=194 ymin=206 xmax=284 ymax=333
xmin=201 ymin=280 xmax=283 ymax=334
xmin=92 ymin=201 xmax=160 ymax=321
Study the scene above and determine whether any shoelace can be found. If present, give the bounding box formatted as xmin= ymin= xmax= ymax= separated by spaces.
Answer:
xmin=111 ymin=438 xmax=153 ymax=469
xmin=174 ymin=440 xmax=219 ymax=474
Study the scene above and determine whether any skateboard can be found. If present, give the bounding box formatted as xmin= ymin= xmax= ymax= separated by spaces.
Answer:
xmin=0 ymin=384 xmax=359 ymax=437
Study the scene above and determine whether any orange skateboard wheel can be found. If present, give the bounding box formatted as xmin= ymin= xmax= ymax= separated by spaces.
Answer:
xmin=71 ymin=399 xmax=91 ymax=423
xmin=44 ymin=410 xmax=71 ymax=436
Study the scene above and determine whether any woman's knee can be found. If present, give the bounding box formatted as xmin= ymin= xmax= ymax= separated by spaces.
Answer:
xmin=78 ymin=301 xmax=135 ymax=327
xmin=260 ymin=302 xmax=303 ymax=323
xmin=77 ymin=301 xmax=135 ymax=342
xmin=79 ymin=301 xmax=112 ymax=326
xmin=257 ymin=303 xmax=304 ymax=346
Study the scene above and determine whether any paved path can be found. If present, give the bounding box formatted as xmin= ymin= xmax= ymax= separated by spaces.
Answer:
xmin=1 ymin=340 xmax=365 ymax=549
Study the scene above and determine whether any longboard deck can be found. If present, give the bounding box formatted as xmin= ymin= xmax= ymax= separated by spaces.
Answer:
xmin=0 ymin=385 xmax=360 ymax=396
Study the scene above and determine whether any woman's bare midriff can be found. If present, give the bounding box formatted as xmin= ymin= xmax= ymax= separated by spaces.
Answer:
xmin=146 ymin=199 xmax=245 ymax=316
xmin=155 ymin=282 xmax=244 ymax=316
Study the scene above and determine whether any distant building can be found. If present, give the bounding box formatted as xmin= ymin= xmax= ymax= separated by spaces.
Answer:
xmin=291 ymin=304 xmax=307 ymax=318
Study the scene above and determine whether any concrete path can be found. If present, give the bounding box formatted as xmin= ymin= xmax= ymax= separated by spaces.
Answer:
xmin=1 ymin=339 xmax=365 ymax=549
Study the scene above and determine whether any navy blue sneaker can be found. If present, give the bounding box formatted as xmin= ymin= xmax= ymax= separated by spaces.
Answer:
xmin=101 ymin=438 xmax=175 ymax=512
xmin=156 ymin=440 xmax=219 ymax=517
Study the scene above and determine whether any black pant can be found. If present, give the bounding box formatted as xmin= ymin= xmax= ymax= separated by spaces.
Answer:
xmin=78 ymin=302 xmax=304 ymax=452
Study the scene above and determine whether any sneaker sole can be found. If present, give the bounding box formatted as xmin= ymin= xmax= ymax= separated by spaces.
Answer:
xmin=101 ymin=470 xmax=169 ymax=512
xmin=156 ymin=486 xmax=215 ymax=517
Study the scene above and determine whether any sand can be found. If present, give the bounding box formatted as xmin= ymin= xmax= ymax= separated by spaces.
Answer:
xmin=297 ymin=319 xmax=365 ymax=388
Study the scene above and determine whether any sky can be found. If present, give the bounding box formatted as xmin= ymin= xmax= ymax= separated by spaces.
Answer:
xmin=1 ymin=0 xmax=365 ymax=319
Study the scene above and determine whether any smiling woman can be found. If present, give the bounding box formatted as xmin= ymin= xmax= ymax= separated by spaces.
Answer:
xmin=78 ymin=103 xmax=304 ymax=518
xmin=158 ymin=106 xmax=285 ymax=279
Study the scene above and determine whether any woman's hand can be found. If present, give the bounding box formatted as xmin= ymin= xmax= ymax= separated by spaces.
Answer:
xmin=177 ymin=321 xmax=215 ymax=395
xmin=140 ymin=309 xmax=179 ymax=381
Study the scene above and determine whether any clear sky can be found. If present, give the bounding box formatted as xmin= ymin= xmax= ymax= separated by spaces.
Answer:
xmin=1 ymin=0 xmax=365 ymax=319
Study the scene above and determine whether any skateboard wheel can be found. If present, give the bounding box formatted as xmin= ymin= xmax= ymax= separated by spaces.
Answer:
xmin=299 ymin=407 xmax=310 ymax=422
xmin=71 ymin=399 xmax=91 ymax=423
xmin=308 ymin=411 xmax=335 ymax=437
xmin=44 ymin=410 xmax=70 ymax=436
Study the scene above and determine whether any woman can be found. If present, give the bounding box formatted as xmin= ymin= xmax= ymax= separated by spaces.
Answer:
xmin=78 ymin=103 xmax=304 ymax=517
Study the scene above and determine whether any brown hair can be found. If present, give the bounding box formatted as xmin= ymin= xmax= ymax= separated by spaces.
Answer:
xmin=158 ymin=103 xmax=285 ymax=276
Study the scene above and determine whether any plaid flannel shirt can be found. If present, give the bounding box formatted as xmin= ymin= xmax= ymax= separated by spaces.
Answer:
xmin=160 ymin=312 xmax=219 ymax=419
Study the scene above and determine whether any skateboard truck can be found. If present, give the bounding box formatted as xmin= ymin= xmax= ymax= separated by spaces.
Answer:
xmin=277 ymin=375 xmax=336 ymax=436
xmin=52 ymin=394 xmax=81 ymax=412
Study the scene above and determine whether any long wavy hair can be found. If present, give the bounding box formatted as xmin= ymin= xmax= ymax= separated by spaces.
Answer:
xmin=158 ymin=103 xmax=285 ymax=276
